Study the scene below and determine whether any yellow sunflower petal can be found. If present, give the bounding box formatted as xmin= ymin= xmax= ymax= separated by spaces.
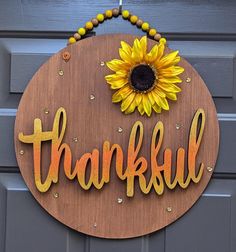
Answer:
xmin=106 ymin=59 xmax=131 ymax=72
xmin=135 ymin=93 xmax=142 ymax=106
xmin=125 ymin=100 xmax=137 ymax=114
xmin=116 ymin=70 xmax=128 ymax=75
xmin=158 ymin=50 xmax=180 ymax=68
xmin=138 ymin=102 xmax=145 ymax=115
xmin=158 ymin=76 xmax=182 ymax=84
xmin=119 ymin=85 xmax=133 ymax=98
xmin=158 ymin=82 xmax=181 ymax=93
xmin=112 ymin=92 xmax=123 ymax=103
xmin=155 ymin=41 xmax=165 ymax=62
xmin=152 ymin=104 xmax=162 ymax=113
xmin=151 ymin=91 xmax=161 ymax=106
xmin=154 ymin=87 xmax=166 ymax=98
xmin=166 ymin=92 xmax=177 ymax=101
xmin=158 ymin=66 xmax=184 ymax=77
xmin=119 ymin=48 xmax=134 ymax=65
xmin=159 ymin=97 xmax=169 ymax=110
xmin=131 ymin=38 xmax=143 ymax=62
xmin=106 ymin=77 xmax=128 ymax=89
xmin=105 ymin=71 xmax=127 ymax=82
xmin=168 ymin=56 xmax=181 ymax=66
xmin=142 ymin=94 xmax=152 ymax=116
xmin=140 ymin=36 xmax=147 ymax=58
xmin=145 ymin=44 xmax=159 ymax=63
xmin=121 ymin=92 xmax=136 ymax=112
xmin=157 ymin=56 xmax=181 ymax=70
xmin=152 ymin=90 xmax=169 ymax=110
xmin=112 ymin=85 xmax=133 ymax=103
xmin=121 ymin=41 xmax=132 ymax=56
xmin=147 ymin=92 xmax=155 ymax=105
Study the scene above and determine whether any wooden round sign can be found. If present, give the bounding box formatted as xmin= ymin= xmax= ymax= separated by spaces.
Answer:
xmin=14 ymin=34 xmax=219 ymax=239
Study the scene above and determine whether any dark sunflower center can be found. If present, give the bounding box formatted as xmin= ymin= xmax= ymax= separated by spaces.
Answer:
xmin=130 ymin=64 xmax=156 ymax=92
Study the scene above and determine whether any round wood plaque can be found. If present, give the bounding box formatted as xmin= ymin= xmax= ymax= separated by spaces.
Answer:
xmin=14 ymin=34 xmax=219 ymax=239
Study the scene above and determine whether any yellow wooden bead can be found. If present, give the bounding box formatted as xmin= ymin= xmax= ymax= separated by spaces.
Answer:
xmin=160 ymin=38 xmax=167 ymax=44
xmin=85 ymin=21 xmax=93 ymax=30
xmin=130 ymin=15 xmax=138 ymax=24
xmin=78 ymin=27 xmax=86 ymax=36
xmin=122 ymin=10 xmax=130 ymax=19
xmin=142 ymin=22 xmax=150 ymax=31
xmin=105 ymin=10 xmax=113 ymax=18
xmin=97 ymin=13 xmax=104 ymax=22
xmin=68 ymin=37 xmax=76 ymax=44
xmin=149 ymin=28 xmax=157 ymax=37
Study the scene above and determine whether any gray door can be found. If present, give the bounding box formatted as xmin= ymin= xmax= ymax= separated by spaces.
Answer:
xmin=0 ymin=1 xmax=236 ymax=251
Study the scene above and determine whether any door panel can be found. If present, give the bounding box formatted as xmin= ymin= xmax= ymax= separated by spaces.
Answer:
xmin=1 ymin=175 xmax=236 ymax=252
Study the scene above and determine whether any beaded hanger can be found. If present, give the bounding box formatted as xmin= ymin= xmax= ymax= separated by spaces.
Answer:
xmin=68 ymin=0 xmax=165 ymax=45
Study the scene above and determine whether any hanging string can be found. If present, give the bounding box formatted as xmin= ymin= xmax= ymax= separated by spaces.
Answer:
xmin=119 ymin=0 xmax=123 ymax=14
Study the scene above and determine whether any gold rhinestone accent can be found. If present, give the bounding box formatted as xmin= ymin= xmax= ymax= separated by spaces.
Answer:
xmin=19 ymin=150 xmax=24 ymax=155
xmin=117 ymin=198 xmax=123 ymax=204
xmin=53 ymin=192 xmax=59 ymax=198
xmin=73 ymin=137 xmax=78 ymax=142
xmin=166 ymin=207 xmax=172 ymax=212
xmin=58 ymin=70 xmax=64 ymax=76
xmin=118 ymin=127 xmax=123 ymax=133
xmin=44 ymin=108 xmax=49 ymax=114
xmin=90 ymin=94 xmax=95 ymax=100
xmin=207 ymin=166 xmax=213 ymax=172
xmin=176 ymin=124 xmax=181 ymax=130
xmin=186 ymin=77 xmax=191 ymax=83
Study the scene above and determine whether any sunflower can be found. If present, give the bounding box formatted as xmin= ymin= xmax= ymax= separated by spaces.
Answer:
xmin=105 ymin=36 xmax=184 ymax=116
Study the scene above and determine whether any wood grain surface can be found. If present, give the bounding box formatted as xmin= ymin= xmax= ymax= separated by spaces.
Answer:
xmin=14 ymin=34 xmax=219 ymax=239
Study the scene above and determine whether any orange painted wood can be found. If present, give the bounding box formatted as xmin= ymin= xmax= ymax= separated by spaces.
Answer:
xmin=14 ymin=34 xmax=219 ymax=239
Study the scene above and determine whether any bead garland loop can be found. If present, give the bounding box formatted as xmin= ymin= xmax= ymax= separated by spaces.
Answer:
xmin=68 ymin=9 xmax=163 ymax=45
